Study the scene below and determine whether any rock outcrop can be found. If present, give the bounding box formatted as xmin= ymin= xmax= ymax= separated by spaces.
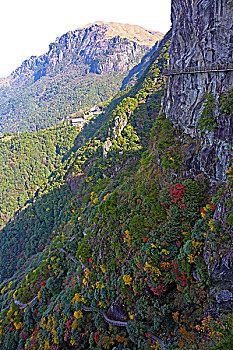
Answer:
xmin=163 ymin=0 xmax=233 ymax=314
xmin=162 ymin=0 xmax=233 ymax=182
xmin=12 ymin=22 xmax=163 ymax=79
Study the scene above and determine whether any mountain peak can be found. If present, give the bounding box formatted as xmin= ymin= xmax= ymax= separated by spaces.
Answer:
xmin=77 ymin=21 xmax=164 ymax=47
xmin=0 ymin=21 xmax=163 ymax=133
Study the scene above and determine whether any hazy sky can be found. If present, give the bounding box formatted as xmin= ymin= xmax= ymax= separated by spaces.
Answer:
xmin=0 ymin=0 xmax=171 ymax=78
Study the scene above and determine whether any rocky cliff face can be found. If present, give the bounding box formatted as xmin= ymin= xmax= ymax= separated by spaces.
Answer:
xmin=163 ymin=0 xmax=233 ymax=314
xmin=163 ymin=0 xmax=233 ymax=183
xmin=12 ymin=22 xmax=163 ymax=79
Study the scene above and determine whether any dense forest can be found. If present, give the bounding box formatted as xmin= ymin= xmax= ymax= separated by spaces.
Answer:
xmin=0 ymin=13 xmax=232 ymax=350
xmin=0 ymin=69 xmax=125 ymax=133
xmin=0 ymin=125 xmax=81 ymax=226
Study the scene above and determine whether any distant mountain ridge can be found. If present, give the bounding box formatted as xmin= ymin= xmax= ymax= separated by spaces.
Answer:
xmin=11 ymin=22 xmax=163 ymax=79
xmin=77 ymin=21 xmax=163 ymax=46
xmin=0 ymin=22 xmax=163 ymax=133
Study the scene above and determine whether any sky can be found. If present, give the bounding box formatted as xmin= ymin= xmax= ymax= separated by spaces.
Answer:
xmin=0 ymin=0 xmax=171 ymax=78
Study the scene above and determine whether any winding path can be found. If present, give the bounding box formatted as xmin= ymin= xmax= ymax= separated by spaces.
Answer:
xmin=14 ymin=296 xmax=38 ymax=309
xmin=57 ymin=246 xmax=166 ymax=348
xmin=81 ymin=304 xmax=165 ymax=348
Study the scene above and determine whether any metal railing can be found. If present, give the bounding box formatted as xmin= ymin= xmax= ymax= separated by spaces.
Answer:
xmin=163 ymin=62 xmax=233 ymax=76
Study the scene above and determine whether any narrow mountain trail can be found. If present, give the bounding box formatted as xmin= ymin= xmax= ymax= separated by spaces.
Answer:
xmin=57 ymin=246 xmax=166 ymax=348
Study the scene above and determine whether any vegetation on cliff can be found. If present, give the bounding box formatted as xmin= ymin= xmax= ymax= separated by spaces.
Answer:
xmin=0 ymin=27 xmax=232 ymax=350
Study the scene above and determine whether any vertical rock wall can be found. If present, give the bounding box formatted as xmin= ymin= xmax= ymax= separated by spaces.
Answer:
xmin=162 ymin=0 xmax=233 ymax=182
xmin=162 ymin=0 xmax=233 ymax=313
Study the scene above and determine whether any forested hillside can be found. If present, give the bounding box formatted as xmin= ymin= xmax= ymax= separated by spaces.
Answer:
xmin=0 ymin=5 xmax=232 ymax=350
xmin=0 ymin=126 xmax=81 ymax=227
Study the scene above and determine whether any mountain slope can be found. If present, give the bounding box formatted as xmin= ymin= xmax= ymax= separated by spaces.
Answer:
xmin=0 ymin=6 xmax=232 ymax=350
xmin=0 ymin=124 xmax=80 ymax=228
xmin=0 ymin=22 xmax=163 ymax=133
xmin=0 ymin=31 xmax=172 ymax=349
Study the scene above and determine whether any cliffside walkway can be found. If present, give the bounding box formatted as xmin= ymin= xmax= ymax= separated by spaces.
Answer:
xmin=163 ymin=62 xmax=233 ymax=76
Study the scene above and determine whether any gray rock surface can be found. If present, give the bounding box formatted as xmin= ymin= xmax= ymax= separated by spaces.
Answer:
xmin=163 ymin=0 xmax=233 ymax=314
xmin=103 ymin=139 xmax=112 ymax=158
xmin=162 ymin=0 xmax=233 ymax=182
xmin=11 ymin=23 xmax=157 ymax=80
